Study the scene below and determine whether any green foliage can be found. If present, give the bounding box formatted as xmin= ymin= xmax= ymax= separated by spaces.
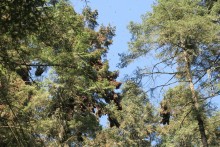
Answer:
xmin=0 ymin=0 xmax=121 ymax=146
xmin=83 ymin=6 xmax=99 ymax=29
xmin=0 ymin=0 xmax=219 ymax=146
xmin=119 ymin=0 xmax=220 ymax=146
xmin=121 ymin=0 xmax=220 ymax=67
xmin=157 ymin=85 xmax=220 ymax=146
xmin=86 ymin=81 xmax=156 ymax=146
xmin=0 ymin=65 xmax=45 ymax=146
xmin=0 ymin=0 xmax=45 ymax=38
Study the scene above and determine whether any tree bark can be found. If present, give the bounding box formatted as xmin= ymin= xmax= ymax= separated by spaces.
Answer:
xmin=183 ymin=51 xmax=208 ymax=147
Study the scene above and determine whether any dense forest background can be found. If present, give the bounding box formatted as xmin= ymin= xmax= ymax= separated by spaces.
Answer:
xmin=0 ymin=0 xmax=219 ymax=146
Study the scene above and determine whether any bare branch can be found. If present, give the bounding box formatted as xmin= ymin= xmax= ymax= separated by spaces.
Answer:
xmin=143 ymin=71 xmax=183 ymax=75
xmin=146 ymin=81 xmax=180 ymax=93
xmin=160 ymin=74 xmax=176 ymax=93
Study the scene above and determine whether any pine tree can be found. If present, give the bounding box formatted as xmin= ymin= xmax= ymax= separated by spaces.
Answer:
xmin=86 ymin=81 xmax=156 ymax=146
xmin=0 ymin=0 xmax=122 ymax=146
xmin=0 ymin=0 xmax=48 ymax=146
xmin=119 ymin=0 xmax=220 ymax=146
xmin=157 ymin=85 xmax=220 ymax=146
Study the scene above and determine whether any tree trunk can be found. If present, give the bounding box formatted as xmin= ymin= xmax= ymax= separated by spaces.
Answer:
xmin=183 ymin=51 xmax=208 ymax=147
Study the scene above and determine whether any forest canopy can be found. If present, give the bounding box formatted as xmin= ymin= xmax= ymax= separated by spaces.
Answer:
xmin=0 ymin=0 xmax=219 ymax=146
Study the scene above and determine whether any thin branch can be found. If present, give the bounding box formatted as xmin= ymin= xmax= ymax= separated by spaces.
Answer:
xmin=0 ymin=125 xmax=30 ymax=130
xmin=151 ymin=56 xmax=176 ymax=74
xmin=143 ymin=71 xmax=183 ymax=75
xmin=18 ymin=63 xmax=77 ymax=68
xmin=199 ymin=91 xmax=220 ymax=102
xmin=146 ymin=81 xmax=180 ymax=93
xmin=180 ymin=107 xmax=193 ymax=128
xmin=193 ymin=72 xmax=206 ymax=85
xmin=160 ymin=74 xmax=176 ymax=93
xmin=7 ymin=123 xmax=22 ymax=146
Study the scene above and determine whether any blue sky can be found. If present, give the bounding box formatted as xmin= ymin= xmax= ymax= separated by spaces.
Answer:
xmin=71 ymin=0 xmax=154 ymax=71
xmin=70 ymin=0 xmax=219 ymax=116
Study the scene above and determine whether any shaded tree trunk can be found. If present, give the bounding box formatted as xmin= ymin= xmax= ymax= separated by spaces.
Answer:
xmin=183 ymin=51 xmax=208 ymax=147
